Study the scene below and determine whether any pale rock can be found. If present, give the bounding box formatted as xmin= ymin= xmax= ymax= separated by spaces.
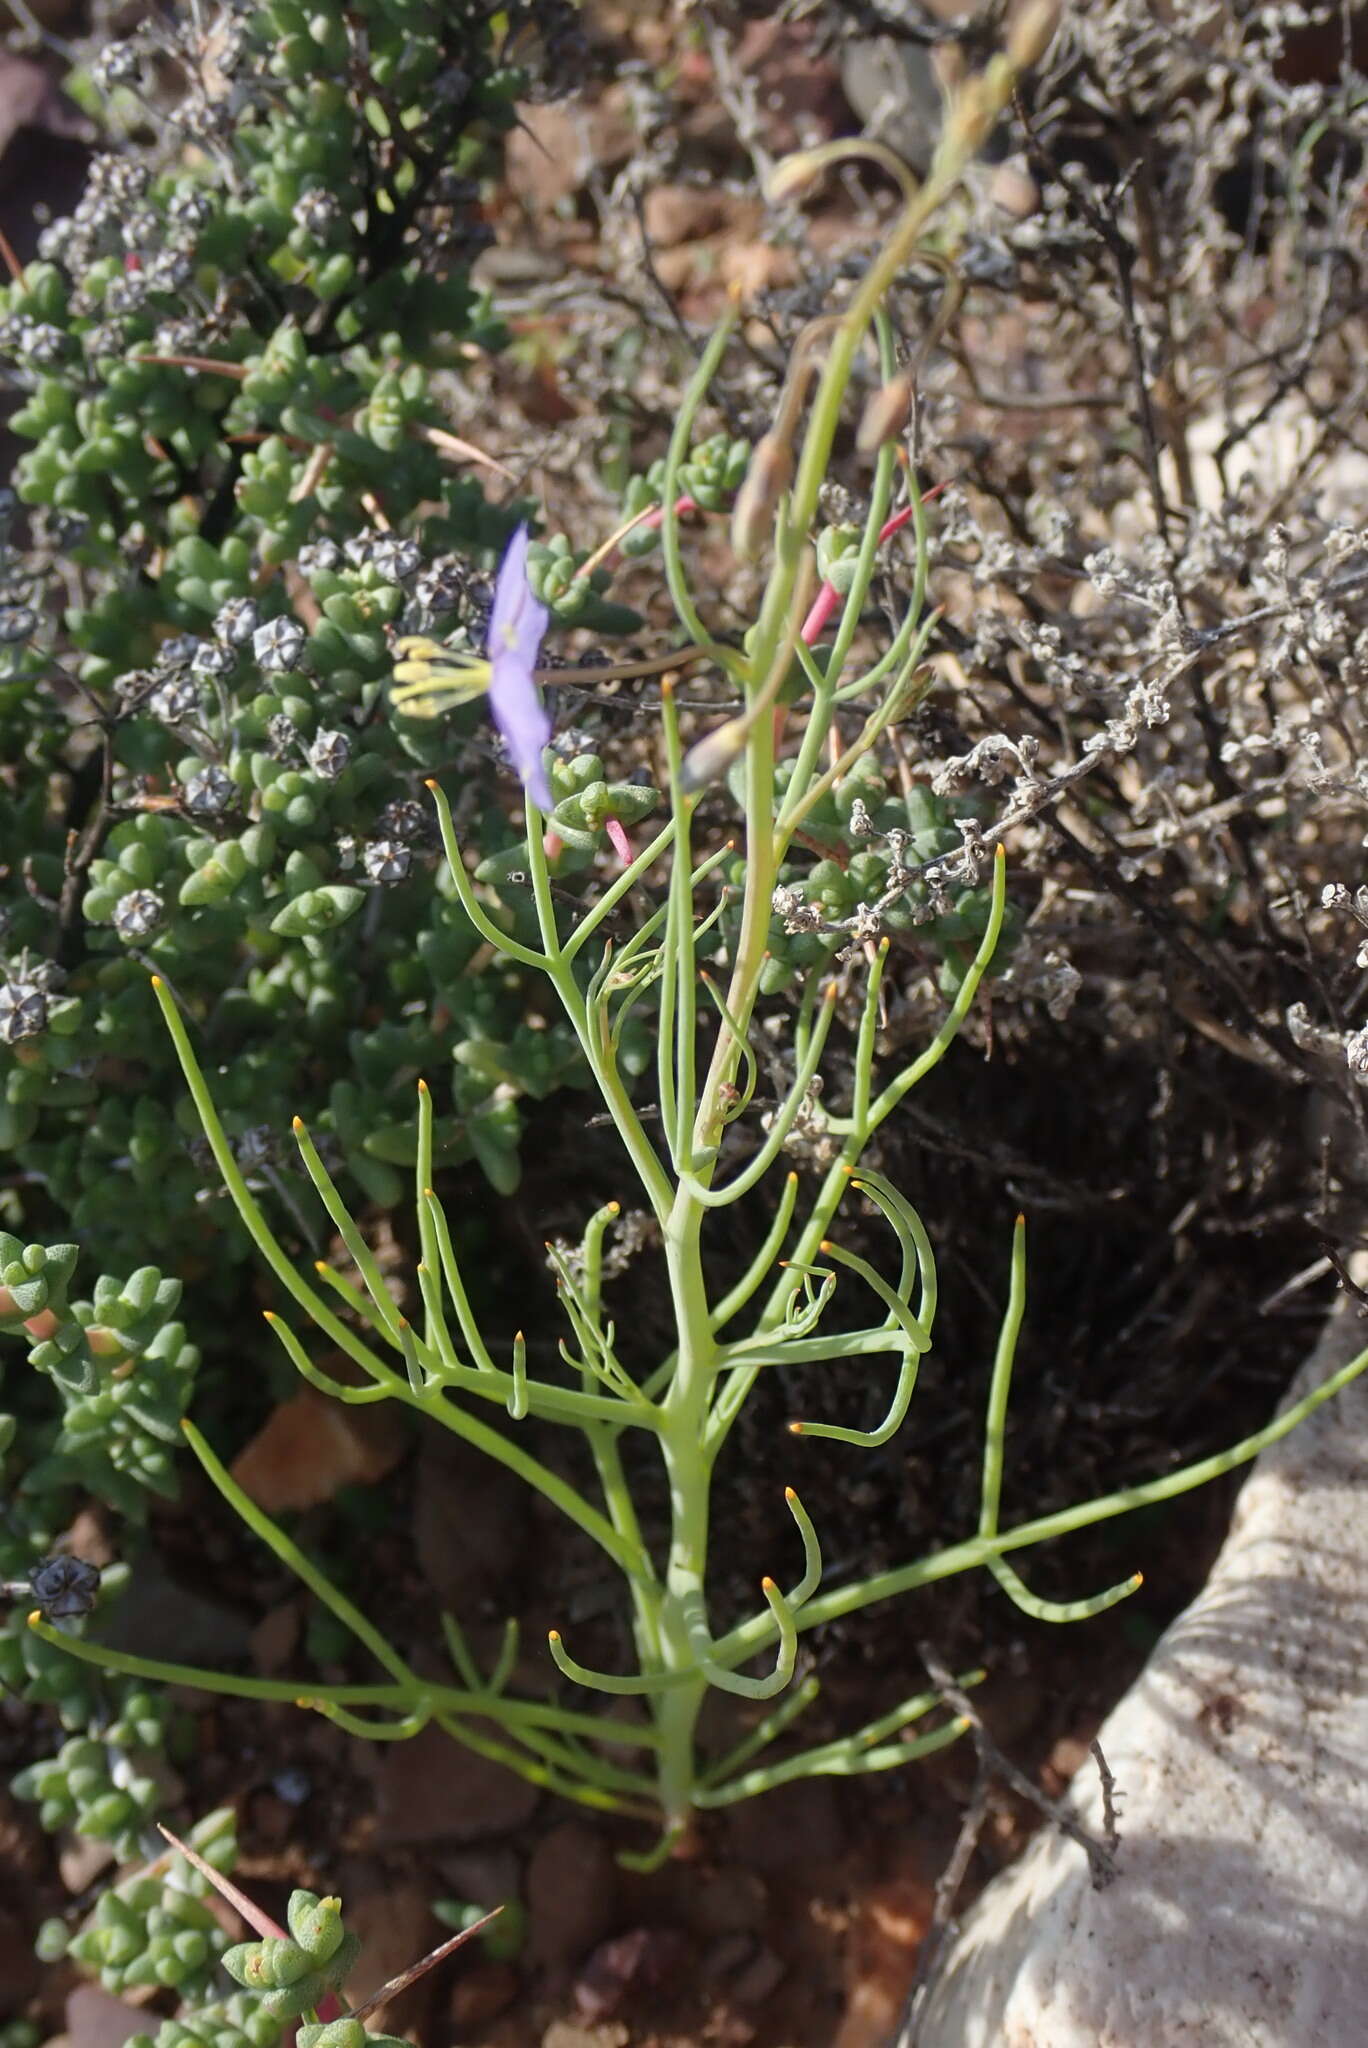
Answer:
xmin=915 ymin=1295 xmax=1368 ymax=2047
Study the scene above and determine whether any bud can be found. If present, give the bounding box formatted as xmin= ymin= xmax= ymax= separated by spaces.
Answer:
xmin=730 ymin=431 xmax=793 ymax=561
xmin=765 ymin=150 xmax=826 ymax=204
xmin=856 ymin=371 xmax=914 ymax=453
xmin=678 ymin=717 xmax=748 ymax=795
xmin=286 ymin=1889 xmax=345 ymax=1963
xmin=1007 ymin=0 xmax=1064 ymax=72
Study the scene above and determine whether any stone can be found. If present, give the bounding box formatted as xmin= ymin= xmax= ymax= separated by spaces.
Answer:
xmin=642 ymin=185 xmax=733 ymax=250
xmin=57 ymin=1831 xmax=115 ymax=1893
xmin=447 ymin=1957 xmax=519 ymax=2030
xmin=64 ymin=1989 xmax=144 ymax=2048
xmin=722 ymin=1773 xmax=843 ymax=1878
xmin=435 ymin=1844 xmax=523 ymax=1918
xmin=99 ymin=1551 xmax=250 ymax=1670
xmin=525 ymin=1819 xmax=618 ymax=1971
xmin=839 ymin=38 xmax=945 ymax=174
xmin=915 ymin=1293 xmax=1368 ymax=2047
xmin=413 ymin=1429 xmax=529 ymax=1616
xmin=372 ymin=1722 xmax=539 ymax=1846
xmin=680 ymin=1864 xmax=768 ymax=1939
xmin=328 ymin=1867 xmax=434 ymax=2029
xmin=229 ymin=1387 xmax=406 ymax=1514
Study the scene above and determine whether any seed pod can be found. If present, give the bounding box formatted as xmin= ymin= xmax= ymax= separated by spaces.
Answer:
xmin=678 ymin=717 xmax=749 ymax=795
xmin=856 ymin=372 xmax=914 ymax=453
xmin=730 ymin=432 xmax=793 ymax=561
xmin=1007 ymin=0 xmax=1064 ymax=72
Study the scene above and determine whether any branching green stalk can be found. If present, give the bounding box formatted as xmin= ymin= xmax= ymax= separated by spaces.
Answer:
xmin=46 ymin=22 xmax=1368 ymax=1859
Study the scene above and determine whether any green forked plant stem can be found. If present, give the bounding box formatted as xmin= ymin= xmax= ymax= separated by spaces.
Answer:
xmin=34 ymin=21 xmax=1368 ymax=1863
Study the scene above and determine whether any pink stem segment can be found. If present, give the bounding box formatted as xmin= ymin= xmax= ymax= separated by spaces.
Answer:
xmin=799 ymin=485 xmax=946 ymax=646
xmin=605 ymin=817 xmax=633 ymax=865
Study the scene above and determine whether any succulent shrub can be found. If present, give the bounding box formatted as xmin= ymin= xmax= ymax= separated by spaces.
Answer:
xmin=0 ymin=0 xmax=593 ymax=1278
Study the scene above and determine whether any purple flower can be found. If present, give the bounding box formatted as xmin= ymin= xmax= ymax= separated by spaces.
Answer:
xmin=487 ymin=525 xmax=552 ymax=811
xmin=391 ymin=524 xmax=554 ymax=812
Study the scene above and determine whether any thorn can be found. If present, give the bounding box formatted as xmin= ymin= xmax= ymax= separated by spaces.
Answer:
xmin=515 ymin=1328 xmax=524 ymax=1342
xmin=179 ymin=1419 xmax=192 ymax=1432
xmin=878 ymin=935 xmax=890 ymax=953
xmin=314 ymin=1261 xmax=329 ymax=1274
xmin=1016 ymin=1213 xmax=1026 ymax=1228
xmin=786 ymin=1171 xmax=798 ymax=1184
xmin=784 ymin=1486 xmax=797 ymax=1502
xmin=788 ymin=1421 xmax=805 ymax=1435
xmin=417 ymin=1078 xmax=430 ymax=1096
xmin=818 ymin=1240 xmax=833 ymax=1252
xmin=262 ymin=1310 xmax=277 ymax=1323
xmin=1131 ymin=1572 xmax=1144 ymax=1589
xmin=292 ymin=1115 xmax=305 ymax=1132
xmin=26 ymin=1611 xmax=40 ymax=1627
xmin=761 ymin=1576 xmax=778 ymax=1593
xmin=607 ymin=1201 xmax=620 ymax=1216
xmin=424 ymin=777 xmax=439 ymax=790
xmin=548 ymin=1628 xmax=562 ymax=1644
xmin=150 ymin=974 xmax=163 ymax=989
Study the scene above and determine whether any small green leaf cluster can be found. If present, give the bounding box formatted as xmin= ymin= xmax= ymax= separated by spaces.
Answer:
xmin=13 ymin=1689 xmax=169 ymax=1861
xmin=476 ymin=749 xmax=659 ymax=886
xmin=0 ymin=1233 xmax=192 ymax=1842
xmin=126 ymin=1996 xmax=283 ymax=2048
xmin=0 ymin=1234 xmax=199 ymax=1513
xmin=743 ymin=760 xmax=1023 ymax=996
xmin=0 ymin=1442 xmax=128 ymax=1732
xmin=35 ymin=1808 xmax=237 ymax=1998
xmin=616 ymin=432 xmax=751 ymax=553
xmin=218 ymin=1890 xmax=404 ymax=2046
xmin=0 ymin=1 xmax=583 ymax=1279
xmin=221 ymin=1890 xmax=359 ymax=2021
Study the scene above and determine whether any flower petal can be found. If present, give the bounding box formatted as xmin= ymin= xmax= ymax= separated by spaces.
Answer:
xmin=487 ymin=524 xmax=549 ymax=670
xmin=484 ymin=525 xmax=553 ymax=808
xmin=490 ymin=645 xmax=553 ymax=811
